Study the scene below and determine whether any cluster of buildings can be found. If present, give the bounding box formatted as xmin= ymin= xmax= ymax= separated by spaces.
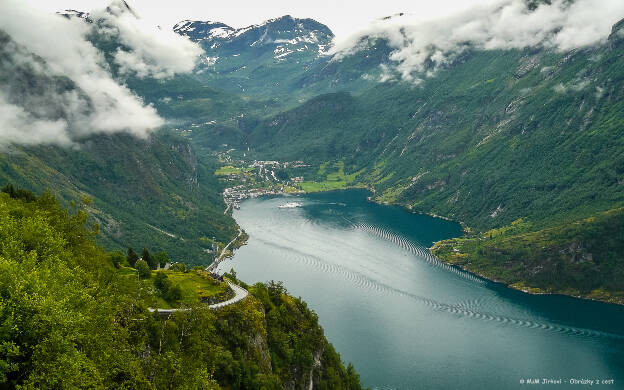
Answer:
xmin=251 ymin=160 xmax=309 ymax=169
xmin=223 ymin=185 xmax=286 ymax=210
xmin=218 ymin=154 xmax=309 ymax=211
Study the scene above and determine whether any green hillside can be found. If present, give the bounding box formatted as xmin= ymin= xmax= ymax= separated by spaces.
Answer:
xmin=0 ymin=22 xmax=250 ymax=266
xmin=2 ymin=0 xmax=623 ymax=311
xmin=0 ymin=188 xmax=365 ymax=389
xmin=235 ymin=18 xmax=624 ymax=302
xmin=432 ymin=209 xmax=624 ymax=304
xmin=0 ymin=132 xmax=238 ymax=265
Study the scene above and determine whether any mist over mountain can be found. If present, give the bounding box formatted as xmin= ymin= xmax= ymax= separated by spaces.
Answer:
xmin=0 ymin=1 xmax=241 ymax=264
xmin=0 ymin=0 xmax=201 ymax=147
xmin=329 ymin=0 xmax=624 ymax=83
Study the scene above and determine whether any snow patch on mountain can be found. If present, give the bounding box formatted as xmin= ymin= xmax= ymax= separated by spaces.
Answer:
xmin=174 ymin=15 xmax=334 ymax=61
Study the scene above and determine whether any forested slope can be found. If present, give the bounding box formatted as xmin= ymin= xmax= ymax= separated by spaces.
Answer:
xmin=0 ymin=132 xmax=237 ymax=265
xmin=0 ymin=13 xmax=247 ymax=265
xmin=0 ymin=188 xmax=365 ymax=389
xmin=239 ymin=18 xmax=624 ymax=302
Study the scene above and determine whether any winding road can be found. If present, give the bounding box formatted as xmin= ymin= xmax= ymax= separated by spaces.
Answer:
xmin=149 ymin=229 xmax=247 ymax=316
xmin=208 ymin=280 xmax=249 ymax=309
xmin=148 ymin=280 xmax=248 ymax=315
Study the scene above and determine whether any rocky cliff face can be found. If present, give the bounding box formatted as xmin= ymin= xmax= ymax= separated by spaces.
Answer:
xmin=208 ymin=281 xmax=364 ymax=389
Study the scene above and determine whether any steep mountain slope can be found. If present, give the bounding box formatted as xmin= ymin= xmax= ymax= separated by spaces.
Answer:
xmin=174 ymin=16 xmax=361 ymax=99
xmin=247 ymin=18 xmax=624 ymax=227
xmin=0 ymin=4 xmax=371 ymax=386
xmin=0 ymin=191 xmax=365 ymax=389
xmin=4 ymin=0 xmax=623 ymax=302
xmin=238 ymin=17 xmax=624 ymax=302
xmin=0 ymin=9 xmax=241 ymax=265
xmin=173 ymin=16 xmax=391 ymax=102
xmin=0 ymin=132 xmax=237 ymax=265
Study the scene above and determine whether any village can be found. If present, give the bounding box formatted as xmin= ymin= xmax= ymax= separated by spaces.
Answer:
xmin=215 ymin=153 xmax=309 ymax=211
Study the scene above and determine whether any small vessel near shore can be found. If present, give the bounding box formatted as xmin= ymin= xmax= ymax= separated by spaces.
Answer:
xmin=278 ymin=202 xmax=303 ymax=209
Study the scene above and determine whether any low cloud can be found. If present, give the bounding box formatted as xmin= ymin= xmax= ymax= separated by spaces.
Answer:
xmin=553 ymin=78 xmax=591 ymax=94
xmin=93 ymin=1 xmax=203 ymax=79
xmin=330 ymin=0 xmax=624 ymax=82
xmin=0 ymin=92 xmax=71 ymax=147
xmin=0 ymin=0 xmax=201 ymax=148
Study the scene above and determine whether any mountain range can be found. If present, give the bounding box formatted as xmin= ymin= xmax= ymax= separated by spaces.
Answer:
xmin=0 ymin=6 xmax=368 ymax=386
xmin=2 ymin=1 xmax=624 ymax=298
xmin=2 ymin=1 xmax=624 ymax=388
xmin=173 ymin=15 xmax=382 ymax=101
xmin=168 ymin=7 xmax=624 ymax=302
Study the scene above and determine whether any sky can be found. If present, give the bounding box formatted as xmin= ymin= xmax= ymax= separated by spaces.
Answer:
xmin=24 ymin=0 xmax=503 ymax=38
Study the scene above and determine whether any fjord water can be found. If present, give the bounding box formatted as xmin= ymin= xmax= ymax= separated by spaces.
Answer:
xmin=217 ymin=190 xmax=624 ymax=389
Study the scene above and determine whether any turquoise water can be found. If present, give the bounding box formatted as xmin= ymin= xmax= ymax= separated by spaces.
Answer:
xmin=217 ymin=190 xmax=624 ymax=389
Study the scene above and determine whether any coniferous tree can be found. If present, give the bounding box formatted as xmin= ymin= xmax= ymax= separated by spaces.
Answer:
xmin=109 ymin=251 xmax=126 ymax=268
xmin=2 ymin=183 xmax=16 ymax=198
xmin=2 ymin=184 xmax=36 ymax=202
xmin=154 ymin=271 xmax=171 ymax=295
xmin=142 ymin=247 xmax=157 ymax=270
xmin=127 ymin=247 xmax=139 ymax=267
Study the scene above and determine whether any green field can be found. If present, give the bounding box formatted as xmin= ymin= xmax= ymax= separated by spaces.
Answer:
xmin=299 ymin=161 xmax=365 ymax=192
xmin=215 ymin=165 xmax=255 ymax=175
xmin=116 ymin=266 xmax=229 ymax=309
xmin=215 ymin=165 xmax=243 ymax=175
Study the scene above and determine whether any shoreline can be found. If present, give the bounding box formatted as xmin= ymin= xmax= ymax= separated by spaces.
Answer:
xmin=359 ymin=188 xmax=624 ymax=307
xmin=433 ymin=255 xmax=624 ymax=307
xmin=207 ymin=228 xmax=247 ymax=273
xmin=223 ymin=186 xmax=623 ymax=307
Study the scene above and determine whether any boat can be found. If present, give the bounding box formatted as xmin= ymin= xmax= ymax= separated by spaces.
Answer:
xmin=278 ymin=202 xmax=303 ymax=209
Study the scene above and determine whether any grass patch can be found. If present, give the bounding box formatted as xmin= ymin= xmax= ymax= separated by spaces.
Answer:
xmin=300 ymin=180 xmax=348 ymax=192
xmin=215 ymin=166 xmax=243 ymax=175
xmin=116 ymin=267 xmax=229 ymax=309
xmin=300 ymin=161 xmax=365 ymax=193
xmin=377 ymin=181 xmax=406 ymax=203
xmin=283 ymin=185 xmax=302 ymax=193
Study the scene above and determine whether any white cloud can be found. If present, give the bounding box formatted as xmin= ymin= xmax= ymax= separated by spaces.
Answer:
xmin=25 ymin=0 xmax=506 ymax=40
xmin=553 ymin=78 xmax=591 ymax=94
xmin=92 ymin=2 xmax=203 ymax=79
xmin=0 ymin=92 xmax=72 ymax=147
xmin=0 ymin=0 xmax=200 ymax=148
xmin=330 ymin=0 xmax=624 ymax=82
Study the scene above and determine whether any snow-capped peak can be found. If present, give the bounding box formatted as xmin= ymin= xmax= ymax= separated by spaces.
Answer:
xmin=174 ymin=16 xmax=333 ymax=52
xmin=173 ymin=15 xmax=334 ymax=65
xmin=57 ymin=1 xmax=139 ymax=22
xmin=173 ymin=20 xmax=236 ymax=41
